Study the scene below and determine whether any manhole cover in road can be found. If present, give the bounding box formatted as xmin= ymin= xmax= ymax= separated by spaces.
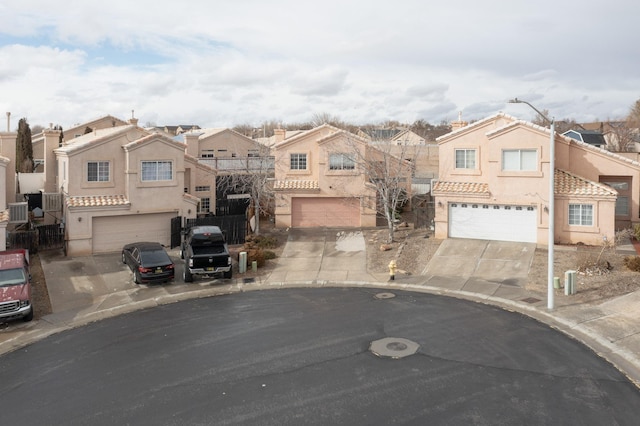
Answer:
xmin=374 ymin=292 xmax=396 ymax=299
xmin=369 ymin=337 xmax=419 ymax=359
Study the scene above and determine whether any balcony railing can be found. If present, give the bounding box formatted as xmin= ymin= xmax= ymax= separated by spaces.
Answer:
xmin=198 ymin=156 xmax=275 ymax=172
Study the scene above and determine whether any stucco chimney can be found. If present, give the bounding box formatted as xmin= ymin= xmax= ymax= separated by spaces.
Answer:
xmin=450 ymin=111 xmax=468 ymax=131
xmin=274 ymin=128 xmax=286 ymax=143
xmin=184 ymin=132 xmax=200 ymax=158
xmin=128 ymin=109 xmax=139 ymax=126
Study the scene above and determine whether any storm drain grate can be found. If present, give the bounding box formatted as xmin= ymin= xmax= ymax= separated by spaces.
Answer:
xmin=521 ymin=297 xmax=541 ymax=304
xmin=370 ymin=337 xmax=419 ymax=359
xmin=374 ymin=292 xmax=396 ymax=300
xmin=243 ymin=277 xmax=255 ymax=283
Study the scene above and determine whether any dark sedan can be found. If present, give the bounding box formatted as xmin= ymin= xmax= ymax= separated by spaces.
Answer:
xmin=121 ymin=242 xmax=175 ymax=284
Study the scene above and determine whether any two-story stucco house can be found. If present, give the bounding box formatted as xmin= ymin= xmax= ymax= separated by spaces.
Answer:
xmin=272 ymin=124 xmax=412 ymax=228
xmin=432 ymin=113 xmax=640 ymax=246
xmin=54 ymin=122 xmax=205 ymax=255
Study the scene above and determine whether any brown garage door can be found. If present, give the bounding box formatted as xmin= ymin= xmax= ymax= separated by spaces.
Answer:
xmin=291 ymin=197 xmax=360 ymax=227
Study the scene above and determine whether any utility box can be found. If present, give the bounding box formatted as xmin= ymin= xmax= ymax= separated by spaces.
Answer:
xmin=564 ymin=270 xmax=577 ymax=295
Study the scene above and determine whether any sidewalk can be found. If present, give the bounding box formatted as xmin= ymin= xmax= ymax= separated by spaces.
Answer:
xmin=1 ymin=231 xmax=639 ymax=389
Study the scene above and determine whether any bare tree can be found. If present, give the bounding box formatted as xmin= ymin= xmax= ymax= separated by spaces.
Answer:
xmin=606 ymin=121 xmax=637 ymax=152
xmin=215 ymin=143 xmax=274 ymax=235
xmin=337 ymin=133 xmax=415 ymax=243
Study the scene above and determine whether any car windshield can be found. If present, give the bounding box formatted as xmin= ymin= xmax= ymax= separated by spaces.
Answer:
xmin=140 ymin=249 xmax=170 ymax=264
xmin=0 ymin=268 xmax=26 ymax=286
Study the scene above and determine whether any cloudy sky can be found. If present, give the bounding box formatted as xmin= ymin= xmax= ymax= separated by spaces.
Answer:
xmin=1 ymin=0 xmax=638 ymax=130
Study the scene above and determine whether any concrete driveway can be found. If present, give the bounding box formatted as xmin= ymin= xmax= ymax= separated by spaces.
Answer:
xmin=266 ymin=228 xmax=378 ymax=283
xmin=422 ymin=238 xmax=537 ymax=296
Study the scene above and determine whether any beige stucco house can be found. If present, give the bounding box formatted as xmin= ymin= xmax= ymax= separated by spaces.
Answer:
xmin=0 ymin=131 xmax=15 ymax=250
xmin=54 ymin=122 xmax=206 ymax=255
xmin=272 ymin=124 xmax=413 ymax=228
xmin=432 ymin=113 xmax=640 ymax=246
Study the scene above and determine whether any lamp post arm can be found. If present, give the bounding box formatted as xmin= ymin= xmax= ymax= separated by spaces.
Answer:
xmin=508 ymin=98 xmax=553 ymax=126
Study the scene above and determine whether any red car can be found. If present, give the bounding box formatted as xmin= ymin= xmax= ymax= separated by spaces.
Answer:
xmin=0 ymin=249 xmax=33 ymax=322
xmin=122 ymin=242 xmax=175 ymax=284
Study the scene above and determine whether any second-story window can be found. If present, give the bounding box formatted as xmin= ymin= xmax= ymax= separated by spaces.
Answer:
xmin=141 ymin=161 xmax=173 ymax=181
xmin=455 ymin=149 xmax=476 ymax=169
xmin=290 ymin=153 xmax=307 ymax=170
xmin=329 ymin=153 xmax=355 ymax=170
xmin=502 ymin=149 xmax=537 ymax=171
xmin=87 ymin=161 xmax=110 ymax=182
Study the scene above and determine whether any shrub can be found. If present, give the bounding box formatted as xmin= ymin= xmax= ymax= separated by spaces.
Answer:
xmin=634 ymin=224 xmax=640 ymax=241
xmin=623 ymin=256 xmax=640 ymax=272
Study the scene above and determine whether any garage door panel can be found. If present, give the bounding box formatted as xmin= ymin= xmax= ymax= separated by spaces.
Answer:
xmin=449 ymin=203 xmax=536 ymax=243
xmin=292 ymin=198 xmax=360 ymax=227
xmin=93 ymin=213 xmax=174 ymax=253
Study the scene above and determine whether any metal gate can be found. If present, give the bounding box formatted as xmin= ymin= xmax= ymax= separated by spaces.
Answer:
xmin=170 ymin=216 xmax=182 ymax=248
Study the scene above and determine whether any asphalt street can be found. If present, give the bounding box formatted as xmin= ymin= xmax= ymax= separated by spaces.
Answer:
xmin=1 ymin=287 xmax=639 ymax=425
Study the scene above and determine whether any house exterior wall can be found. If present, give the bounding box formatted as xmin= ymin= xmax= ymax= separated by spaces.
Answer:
xmin=555 ymin=138 xmax=640 ymax=230
xmin=273 ymin=127 xmax=377 ymax=228
xmin=0 ymin=132 xmax=16 ymax=205
xmin=63 ymin=115 xmax=127 ymax=142
xmin=56 ymin=128 xmax=198 ymax=255
xmin=434 ymin=115 xmax=620 ymax=246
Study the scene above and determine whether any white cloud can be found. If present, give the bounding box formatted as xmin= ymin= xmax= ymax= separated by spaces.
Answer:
xmin=1 ymin=0 xmax=639 ymax=129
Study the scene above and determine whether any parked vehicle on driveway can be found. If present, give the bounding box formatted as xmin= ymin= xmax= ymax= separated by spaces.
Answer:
xmin=122 ymin=242 xmax=175 ymax=284
xmin=0 ymin=249 xmax=33 ymax=322
xmin=180 ymin=226 xmax=232 ymax=282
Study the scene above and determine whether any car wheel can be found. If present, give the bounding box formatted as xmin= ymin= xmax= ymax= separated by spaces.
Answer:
xmin=121 ymin=252 xmax=126 ymax=264
xmin=134 ymin=271 xmax=141 ymax=284
xmin=224 ymin=269 xmax=232 ymax=279
xmin=23 ymin=307 xmax=33 ymax=322
xmin=183 ymin=266 xmax=193 ymax=283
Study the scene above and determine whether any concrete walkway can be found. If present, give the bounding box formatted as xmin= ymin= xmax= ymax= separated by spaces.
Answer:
xmin=1 ymin=229 xmax=640 ymax=390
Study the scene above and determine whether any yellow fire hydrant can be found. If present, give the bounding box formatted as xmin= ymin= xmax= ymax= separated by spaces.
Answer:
xmin=388 ymin=260 xmax=397 ymax=281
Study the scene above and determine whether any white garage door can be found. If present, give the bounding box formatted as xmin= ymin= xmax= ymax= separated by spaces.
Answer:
xmin=92 ymin=213 xmax=175 ymax=253
xmin=449 ymin=203 xmax=537 ymax=243
xmin=291 ymin=197 xmax=360 ymax=227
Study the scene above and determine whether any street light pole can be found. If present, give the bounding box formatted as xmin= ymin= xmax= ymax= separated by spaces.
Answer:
xmin=508 ymin=98 xmax=555 ymax=310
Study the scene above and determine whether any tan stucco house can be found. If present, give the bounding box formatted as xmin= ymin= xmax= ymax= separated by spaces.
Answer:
xmin=272 ymin=124 xmax=414 ymax=228
xmin=54 ymin=122 xmax=207 ymax=255
xmin=432 ymin=113 xmax=640 ymax=246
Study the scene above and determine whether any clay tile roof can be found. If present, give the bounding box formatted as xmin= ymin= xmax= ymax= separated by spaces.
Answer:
xmin=555 ymin=169 xmax=617 ymax=197
xmin=431 ymin=181 xmax=490 ymax=195
xmin=66 ymin=195 xmax=130 ymax=208
xmin=273 ymin=180 xmax=320 ymax=190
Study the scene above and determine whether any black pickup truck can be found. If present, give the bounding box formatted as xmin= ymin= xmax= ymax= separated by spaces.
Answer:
xmin=180 ymin=226 xmax=233 ymax=282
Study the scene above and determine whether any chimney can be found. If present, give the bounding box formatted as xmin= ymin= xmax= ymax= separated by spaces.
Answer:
xmin=274 ymin=128 xmax=286 ymax=143
xmin=184 ymin=132 xmax=200 ymax=158
xmin=128 ymin=109 xmax=138 ymax=126
xmin=450 ymin=111 xmax=468 ymax=131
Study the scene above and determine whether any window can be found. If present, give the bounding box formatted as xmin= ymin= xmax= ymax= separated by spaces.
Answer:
xmin=201 ymin=149 xmax=215 ymax=158
xmin=195 ymin=186 xmax=211 ymax=192
xmin=141 ymin=161 xmax=173 ymax=181
xmin=502 ymin=149 xmax=537 ymax=171
xmin=290 ymin=153 xmax=307 ymax=170
xmin=88 ymin=161 xmax=109 ymax=182
xmin=569 ymin=204 xmax=593 ymax=226
xmin=198 ymin=197 xmax=210 ymax=214
xmin=455 ymin=149 xmax=476 ymax=169
xmin=329 ymin=153 xmax=355 ymax=170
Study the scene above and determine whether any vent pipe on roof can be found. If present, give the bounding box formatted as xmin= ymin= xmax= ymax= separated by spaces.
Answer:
xmin=6 ymin=112 xmax=10 ymax=132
